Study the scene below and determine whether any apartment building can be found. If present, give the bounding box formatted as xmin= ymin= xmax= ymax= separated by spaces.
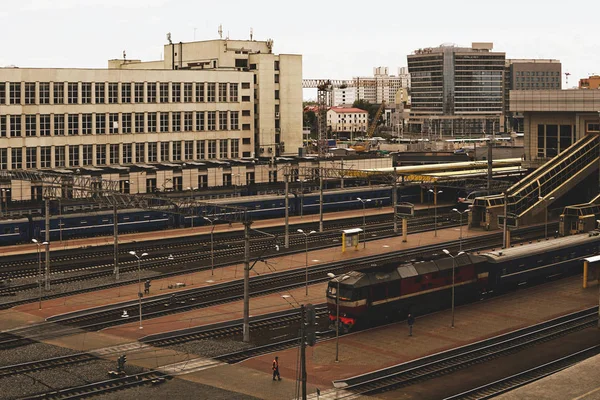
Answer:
xmin=326 ymin=107 xmax=368 ymax=137
xmin=579 ymin=75 xmax=600 ymax=89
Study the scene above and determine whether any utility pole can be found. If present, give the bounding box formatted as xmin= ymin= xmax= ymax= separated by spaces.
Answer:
xmin=44 ymin=199 xmax=50 ymax=290
xmin=392 ymin=168 xmax=398 ymax=234
xmin=243 ymin=219 xmax=252 ymax=342
xmin=340 ymin=158 xmax=344 ymax=189
xmin=319 ymin=170 xmax=324 ymax=233
xmin=503 ymin=191 xmax=508 ymax=249
xmin=114 ymin=205 xmax=120 ymax=280
xmin=300 ymin=304 xmax=307 ymax=400
xmin=284 ymin=174 xmax=289 ymax=248
xmin=487 ymin=120 xmax=493 ymax=192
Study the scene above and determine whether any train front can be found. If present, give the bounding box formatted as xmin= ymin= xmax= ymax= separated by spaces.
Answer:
xmin=326 ymin=271 xmax=366 ymax=333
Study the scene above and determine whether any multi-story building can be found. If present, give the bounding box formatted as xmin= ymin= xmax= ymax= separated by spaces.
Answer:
xmin=326 ymin=107 xmax=368 ymax=138
xmin=579 ymin=75 xmax=600 ymax=89
xmin=408 ymin=42 xmax=505 ymax=135
xmin=332 ymin=87 xmax=356 ymax=107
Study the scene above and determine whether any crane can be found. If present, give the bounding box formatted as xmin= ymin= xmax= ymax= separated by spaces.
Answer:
xmin=350 ymin=101 xmax=386 ymax=153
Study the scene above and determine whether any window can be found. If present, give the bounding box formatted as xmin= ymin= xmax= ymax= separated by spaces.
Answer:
xmin=229 ymin=83 xmax=238 ymax=102
xmin=122 ymin=113 xmax=132 ymax=134
xmin=108 ymin=83 xmax=118 ymax=103
xmin=230 ymin=111 xmax=239 ymax=130
xmin=0 ymin=149 xmax=6 ymax=170
xmin=81 ymin=83 xmax=92 ymax=104
xmin=274 ymin=60 xmax=280 ymax=71
xmin=148 ymin=112 xmax=157 ymax=133
xmin=0 ymin=83 xmax=5 ymax=104
xmin=275 ymin=90 xmax=280 ymax=100
xmin=208 ymin=140 xmax=216 ymax=159
xmin=53 ymin=82 xmax=64 ymax=104
xmin=109 ymin=113 xmax=119 ymax=134
xmin=68 ymin=82 xmax=78 ymax=104
xmin=40 ymin=147 xmax=51 ymax=168
xmin=184 ymin=83 xmax=192 ymax=102
xmin=172 ymin=112 xmax=181 ymax=132
xmin=68 ymin=114 xmax=79 ymax=135
xmin=546 ymin=124 xmax=558 ymax=157
xmin=10 ymin=82 xmax=21 ymax=104
xmin=207 ymin=83 xmax=216 ymax=102
xmin=123 ymin=143 xmax=132 ymax=164
xmin=242 ymin=110 xmax=251 ymax=116
xmin=135 ymin=113 xmax=144 ymax=133
xmin=95 ymin=113 xmax=106 ymax=135
xmin=26 ymin=147 xmax=37 ymax=169
xmin=196 ymin=112 xmax=205 ymax=131
xmin=219 ymin=83 xmax=227 ymax=102
xmin=110 ymin=144 xmax=120 ymax=164
xmin=242 ymin=95 xmax=250 ymax=102
xmin=122 ymin=83 xmax=131 ymax=103
xmin=55 ymin=146 xmax=65 ymax=167
xmin=136 ymin=143 xmax=145 ymax=163
xmin=96 ymin=145 xmax=106 ymax=165
xmin=231 ymin=139 xmax=239 ymax=158
xmin=25 ymin=83 xmax=36 ymax=104
xmin=184 ymin=141 xmax=193 ymax=160
xmin=198 ymin=174 xmax=208 ymax=188
xmin=10 ymin=115 xmax=21 ymax=137
xmin=160 ymin=142 xmax=169 ymax=161
xmin=11 ymin=148 xmax=22 ymax=169
xmin=172 ymin=82 xmax=181 ymax=102
xmin=82 ymin=145 xmax=93 ymax=165
xmin=219 ymin=111 xmax=228 ymax=131
xmin=148 ymin=143 xmax=157 ymax=162
xmin=95 ymin=82 xmax=105 ymax=104
xmin=241 ymin=82 xmax=250 ymax=89
xmin=559 ymin=125 xmax=573 ymax=152
xmin=0 ymin=116 xmax=5 ymax=137
xmin=219 ymin=139 xmax=228 ymax=159
xmin=184 ymin=112 xmax=192 ymax=132
xmin=69 ymin=145 xmax=80 ymax=167
xmin=537 ymin=124 xmax=545 ymax=157
xmin=54 ymin=114 xmax=65 ymax=136
xmin=197 ymin=140 xmax=205 ymax=159
xmin=196 ymin=83 xmax=205 ymax=102
xmin=172 ymin=142 xmax=182 ymax=161
xmin=147 ymin=83 xmax=156 ymax=103
xmin=25 ymin=115 xmax=36 ymax=137
xmin=207 ymin=112 xmax=216 ymax=131
xmin=587 ymin=123 xmax=600 ymax=133
xmin=242 ymin=123 xmax=251 ymax=130
xmin=135 ymin=83 xmax=144 ymax=103
xmin=160 ymin=83 xmax=169 ymax=103
xmin=81 ymin=114 xmax=92 ymax=135
xmin=160 ymin=112 xmax=169 ymax=132
xmin=40 ymin=114 xmax=50 ymax=136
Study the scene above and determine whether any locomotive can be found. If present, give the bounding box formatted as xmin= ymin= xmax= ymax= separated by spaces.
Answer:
xmin=327 ymin=232 xmax=600 ymax=332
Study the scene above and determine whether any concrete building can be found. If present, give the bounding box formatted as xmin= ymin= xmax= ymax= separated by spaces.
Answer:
xmin=326 ymin=107 xmax=368 ymax=138
xmin=332 ymin=87 xmax=356 ymax=107
xmin=579 ymin=75 xmax=600 ymax=89
xmin=407 ymin=43 xmax=505 ymax=136
xmin=344 ymin=67 xmax=408 ymax=106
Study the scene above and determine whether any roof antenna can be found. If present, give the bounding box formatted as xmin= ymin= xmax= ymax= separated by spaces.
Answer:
xmin=122 ymin=50 xmax=126 ymax=61
xmin=250 ymin=27 xmax=253 ymax=41
xmin=218 ymin=24 xmax=223 ymax=39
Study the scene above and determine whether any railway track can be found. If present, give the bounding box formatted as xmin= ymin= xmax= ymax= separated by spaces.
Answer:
xmin=335 ymin=307 xmax=599 ymax=396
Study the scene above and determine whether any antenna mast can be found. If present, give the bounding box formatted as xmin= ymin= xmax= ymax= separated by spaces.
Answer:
xmin=218 ymin=24 xmax=223 ymax=39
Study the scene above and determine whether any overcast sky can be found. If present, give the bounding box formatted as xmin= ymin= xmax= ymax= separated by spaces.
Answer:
xmin=1 ymin=0 xmax=597 ymax=99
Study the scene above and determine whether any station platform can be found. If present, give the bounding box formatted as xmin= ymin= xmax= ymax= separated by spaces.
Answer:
xmin=0 ymin=202 xmax=453 ymax=257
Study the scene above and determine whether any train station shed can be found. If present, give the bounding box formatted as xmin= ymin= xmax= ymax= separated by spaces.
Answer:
xmin=583 ymin=254 xmax=600 ymax=288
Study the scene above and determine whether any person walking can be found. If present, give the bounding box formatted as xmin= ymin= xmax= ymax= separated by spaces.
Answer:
xmin=408 ymin=313 xmax=415 ymax=337
xmin=272 ymin=356 xmax=281 ymax=381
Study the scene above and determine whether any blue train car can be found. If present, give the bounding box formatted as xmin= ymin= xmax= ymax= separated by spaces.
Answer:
xmin=0 ymin=218 xmax=31 ymax=246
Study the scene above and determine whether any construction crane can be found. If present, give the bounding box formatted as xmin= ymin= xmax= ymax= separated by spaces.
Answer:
xmin=303 ymin=79 xmax=383 ymax=157
xmin=351 ymin=101 xmax=386 ymax=153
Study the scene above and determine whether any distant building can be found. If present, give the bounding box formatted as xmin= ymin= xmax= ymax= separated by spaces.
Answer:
xmin=326 ymin=107 xmax=368 ymax=138
xmin=579 ymin=75 xmax=600 ymax=89
xmin=332 ymin=87 xmax=356 ymax=106
xmin=331 ymin=67 xmax=410 ymax=107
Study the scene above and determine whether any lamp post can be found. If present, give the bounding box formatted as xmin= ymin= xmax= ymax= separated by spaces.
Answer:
xmin=429 ymin=189 xmax=442 ymax=237
xmin=203 ymin=217 xmax=218 ymax=275
xmin=32 ymin=239 xmax=48 ymax=309
xmin=443 ymin=249 xmax=464 ymax=328
xmin=538 ymin=196 xmax=555 ymax=240
xmin=128 ymin=250 xmax=148 ymax=329
xmin=327 ymin=272 xmax=350 ymax=362
xmin=298 ymin=229 xmax=316 ymax=296
xmin=452 ymin=208 xmax=469 ymax=252
xmin=357 ymin=197 xmax=371 ymax=248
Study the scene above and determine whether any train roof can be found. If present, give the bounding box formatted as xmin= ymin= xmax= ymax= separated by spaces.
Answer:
xmin=336 ymin=254 xmax=488 ymax=288
xmin=483 ymin=231 xmax=600 ymax=263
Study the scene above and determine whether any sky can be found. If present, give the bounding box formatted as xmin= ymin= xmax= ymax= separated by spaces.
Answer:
xmin=1 ymin=0 xmax=598 ymax=100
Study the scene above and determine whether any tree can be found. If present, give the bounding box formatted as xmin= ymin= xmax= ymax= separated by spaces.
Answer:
xmin=303 ymin=110 xmax=317 ymax=134
xmin=353 ymin=99 xmax=384 ymax=131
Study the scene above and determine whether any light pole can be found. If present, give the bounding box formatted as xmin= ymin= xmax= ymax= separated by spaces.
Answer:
xmin=298 ymin=229 xmax=316 ymax=296
xmin=452 ymin=208 xmax=469 ymax=252
xmin=443 ymin=249 xmax=464 ymax=328
xmin=203 ymin=216 xmax=218 ymax=275
xmin=357 ymin=197 xmax=371 ymax=248
xmin=327 ymin=272 xmax=350 ymax=362
xmin=429 ymin=189 xmax=442 ymax=237
xmin=538 ymin=196 xmax=555 ymax=240
xmin=128 ymin=250 xmax=148 ymax=329
xmin=32 ymin=239 xmax=48 ymax=310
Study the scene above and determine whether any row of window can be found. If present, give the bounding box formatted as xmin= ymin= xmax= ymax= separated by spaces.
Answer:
xmin=515 ymin=82 xmax=560 ymax=89
xmin=516 ymin=71 xmax=560 ymax=77
xmin=516 ymin=77 xmax=559 ymax=83
xmin=0 ymin=82 xmax=252 ymax=105
xmin=0 ymin=139 xmax=249 ymax=169
xmin=0 ymin=111 xmax=252 ymax=137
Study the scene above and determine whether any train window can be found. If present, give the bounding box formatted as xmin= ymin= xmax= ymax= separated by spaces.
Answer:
xmin=371 ymin=284 xmax=386 ymax=302
xmin=102 ymin=219 xmax=109 ymax=223
xmin=328 ymin=286 xmax=337 ymax=296
xmin=339 ymin=287 xmax=353 ymax=300
xmin=123 ymin=217 xmax=130 ymax=221
xmin=80 ymin=220 xmax=87 ymax=225
xmin=14 ymin=227 xmax=19 ymax=233
xmin=144 ymin=215 xmax=150 ymax=219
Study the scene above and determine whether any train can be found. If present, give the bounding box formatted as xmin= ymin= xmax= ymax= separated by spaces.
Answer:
xmin=326 ymin=231 xmax=600 ymax=332
xmin=0 ymin=185 xmax=422 ymax=246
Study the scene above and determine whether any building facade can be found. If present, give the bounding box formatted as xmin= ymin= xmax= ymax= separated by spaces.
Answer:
xmin=579 ymin=75 xmax=600 ymax=89
xmin=332 ymin=87 xmax=357 ymax=107
xmin=407 ymin=43 xmax=505 ymax=136
xmin=326 ymin=107 xmax=368 ymax=138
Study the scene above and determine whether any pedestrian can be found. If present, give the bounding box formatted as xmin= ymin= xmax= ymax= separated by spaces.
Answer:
xmin=144 ymin=280 xmax=151 ymax=294
xmin=408 ymin=313 xmax=415 ymax=337
xmin=272 ymin=356 xmax=281 ymax=381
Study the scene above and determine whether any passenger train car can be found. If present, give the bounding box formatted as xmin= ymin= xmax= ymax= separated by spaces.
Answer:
xmin=327 ymin=232 xmax=600 ymax=332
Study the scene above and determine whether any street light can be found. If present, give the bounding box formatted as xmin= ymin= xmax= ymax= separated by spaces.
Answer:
xmin=443 ymin=249 xmax=464 ymax=328
xmin=327 ymin=272 xmax=350 ymax=362
xmin=429 ymin=189 xmax=443 ymax=237
xmin=32 ymin=239 xmax=48 ymax=310
xmin=128 ymin=250 xmax=148 ymax=329
xmin=356 ymin=197 xmax=371 ymax=248
xmin=203 ymin=216 xmax=219 ymax=275
xmin=452 ymin=208 xmax=470 ymax=252
xmin=298 ymin=229 xmax=316 ymax=295
xmin=538 ymin=196 xmax=555 ymax=240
